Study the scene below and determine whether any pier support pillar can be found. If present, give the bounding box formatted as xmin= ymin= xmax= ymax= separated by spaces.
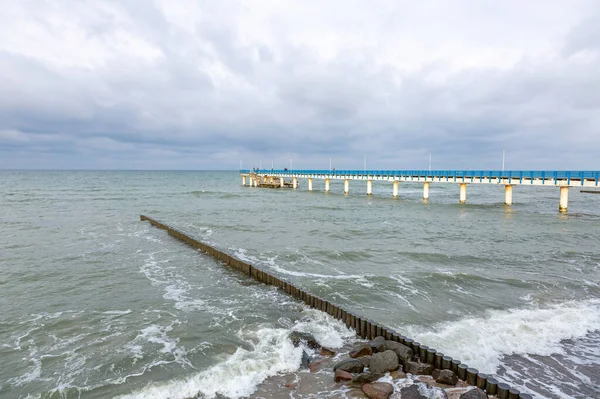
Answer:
xmin=559 ymin=186 xmax=569 ymax=212
xmin=242 ymin=176 xmax=246 ymax=186
xmin=504 ymin=185 xmax=513 ymax=205
xmin=393 ymin=181 xmax=399 ymax=197
xmin=254 ymin=179 xmax=258 ymax=187
xmin=344 ymin=179 xmax=349 ymax=195
xmin=292 ymin=177 xmax=298 ymax=189
xmin=423 ymin=182 xmax=430 ymax=200
xmin=249 ymin=176 xmax=254 ymax=187
xmin=308 ymin=178 xmax=313 ymax=191
xmin=280 ymin=177 xmax=284 ymax=187
xmin=367 ymin=180 xmax=373 ymax=195
xmin=459 ymin=183 xmax=467 ymax=203
xmin=325 ymin=179 xmax=330 ymax=192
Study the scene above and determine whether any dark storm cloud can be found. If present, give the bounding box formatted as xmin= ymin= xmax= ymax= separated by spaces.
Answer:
xmin=0 ymin=0 xmax=599 ymax=169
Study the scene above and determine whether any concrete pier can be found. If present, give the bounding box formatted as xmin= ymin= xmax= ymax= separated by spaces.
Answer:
xmin=293 ymin=177 xmax=298 ymax=189
xmin=559 ymin=186 xmax=569 ymax=212
xmin=280 ymin=177 xmax=284 ymax=187
xmin=242 ymin=175 xmax=246 ymax=186
xmin=241 ymin=169 xmax=600 ymax=212
xmin=505 ymin=185 xmax=513 ymax=205
xmin=459 ymin=183 xmax=467 ymax=204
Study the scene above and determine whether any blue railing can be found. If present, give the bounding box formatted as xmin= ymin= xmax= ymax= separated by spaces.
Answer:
xmin=240 ymin=170 xmax=600 ymax=186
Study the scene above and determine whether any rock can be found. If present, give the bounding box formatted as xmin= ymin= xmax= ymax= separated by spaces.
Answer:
xmin=382 ymin=341 xmax=413 ymax=365
xmin=308 ymin=359 xmax=324 ymax=373
xmin=432 ymin=369 xmax=458 ymax=386
xmin=370 ymin=336 xmax=386 ymax=352
xmin=301 ymin=350 xmax=311 ymax=369
xmin=390 ymin=370 xmax=407 ymax=379
xmin=284 ymin=382 xmax=297 ymax=389
xmin=358 ymin=355 xmax=372 ymax=367
xmin=289 ymin=331 xmax=320 ymax=349
xmin=333 ymin=358 xmax=365 ymax=373
xmin=417 ymin=382 xmax=449 ymax=399
xmin=369 ymin=350 xmax=399 ymax=374
xmin=350 ymin=343 xmax=373 ymax=358
xmin=459 ymin=388 xmax=488 ymax=399
xmin=320 ymin=347 xmax=336 ymax=356
xmin=353 ymin=372 xmax=384 ymax=384
xmin=362 ymin=382 xmax=394 ymax=399
xmin=405 ymin=361 xmax=434 ymax=375
xmin=334 ymin=369 xmax=354 ymax=382
xmin=399 ymin=384 xmax=426 ymax=399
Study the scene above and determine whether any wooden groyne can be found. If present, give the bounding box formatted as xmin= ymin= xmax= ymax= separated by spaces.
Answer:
xmin=140 ymin=215 xmax=531 ymax=399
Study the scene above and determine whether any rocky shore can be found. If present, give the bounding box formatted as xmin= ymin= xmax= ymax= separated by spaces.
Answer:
xmin=270 ymin=331 xmax=526 ymax=399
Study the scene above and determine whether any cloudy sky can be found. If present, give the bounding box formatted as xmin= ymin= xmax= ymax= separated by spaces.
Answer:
xmin=1 ymin=1 xmax=599 ymax=170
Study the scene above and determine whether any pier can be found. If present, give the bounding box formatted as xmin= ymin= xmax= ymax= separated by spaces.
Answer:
xmin=241 ymin=169 xmax=600 ymax=212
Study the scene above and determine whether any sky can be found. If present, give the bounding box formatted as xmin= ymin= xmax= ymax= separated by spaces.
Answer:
xmin=1 ymin=0 xmax=599 ymax=170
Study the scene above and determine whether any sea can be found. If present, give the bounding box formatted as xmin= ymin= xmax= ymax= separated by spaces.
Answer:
xmin=0 ymin=170 xmax=599 ymax=399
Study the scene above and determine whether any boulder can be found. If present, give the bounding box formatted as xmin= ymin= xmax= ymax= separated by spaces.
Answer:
xmin=350 ymin=343 xmax=373 ymax=358
xmin=334 ymin=369 xmax=354 ymax=382
xmin=369 ymin=350 xmax=399 ymax=374
xmin=399 ymin=385 xmax=426 ymax=399
xmin=417 ymin=382 xmax=449 ymax=399
xmin=320 ymin=347 xmax=336 ymax=356
xmin=362 ymin=382 xmax=394 ymax=399
xmin=308 ymin=359 xmax=324 ymax=373
xmin=353 ymin=372 xmax=384 ymax=384
xmin=382 ymin=341 xmax=413 ymax=364
xmin=333 ymin=358 xmax=365 ymax=373
xmin=459 ymin=388 xmax=488 ymax=399
xmin=301 ymin=350 xmax=311 ymax=369
xmin=370 ymin=336 xmax=386 ymax=352
xmin=405 ymin=361 xmax=433 ymax=375
xmin=390 ymin=370 xmax=407 ymax=379
xmin=289 ymin=331 xmax=320 ymax=349
xmin=358 ymin=355 xmax=372 ymax=367
xmin=432 ymin=369 xmax=458 ymax=386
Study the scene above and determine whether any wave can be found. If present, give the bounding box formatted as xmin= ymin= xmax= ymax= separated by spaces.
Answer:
xmin=401 ymin=298 xmax=600 ymax=374
xmin=118 ymin=309 xmax=354 ymax=399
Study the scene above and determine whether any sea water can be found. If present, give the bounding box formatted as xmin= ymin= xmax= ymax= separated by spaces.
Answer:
xmin=0 ymin=170 xmax=598 ymax=398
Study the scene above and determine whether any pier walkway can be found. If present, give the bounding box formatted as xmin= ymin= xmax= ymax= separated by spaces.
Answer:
xmin=240 ymin=169 xmax=600 ymax=212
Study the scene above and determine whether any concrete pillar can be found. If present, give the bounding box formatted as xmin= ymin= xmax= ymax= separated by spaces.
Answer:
xmin=504 ymin=185 xmax=513 ymax=205
xmin=559 ymin=186 xmax=569 ymax=212
xmin=242 ymin=176 xmax=246 ymax=186
xmin=393 ymin=181 xmax=399 ymax=197
xmin=344 ymin=179 xmax=349 ymax=194
xmin=459 ymin=183 xmax=467 ymax=203
xmin=280 ymin=177 xmax=284 ymax=187
xmin=249 ymin=176 xmax=253 ymax=187
xmin=423 ymin=182 xmax=430 ymax=200
xmin=292 ymin=177 xmax=298 ymax=189
xmin=367 ymin=180 xmax=373 ymax=195
xmin=308 ymin=178 xmax=313 ymax=191
xmin=254 ymin=179 xmax=258 ymax=187
xmin=325 ymin=179 xmax=330 ymax=192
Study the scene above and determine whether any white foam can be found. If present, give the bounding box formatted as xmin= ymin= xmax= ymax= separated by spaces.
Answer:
xmin=402 ymin=299 xmax=600 ymax=374
xmin=119 ymin=310 xmax=354 ymax=399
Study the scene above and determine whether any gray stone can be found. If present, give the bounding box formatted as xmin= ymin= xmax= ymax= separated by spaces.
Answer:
xmin=333 ymin=358 xmax=365 ymax=374
xmin=370 ymin=336 xmax=386 ymax=352
xmin=405 ymin=361 xmax=434 ymax=375
xmin=432 ymin=369 xmax=458 ymax=386
xmin=354 ymin=372 xmax=384 ymax=384
xmin=358 ymin=355 xmax=372 ymax=367
xmin=301 ymin=350 xmax=311 ymax=369
xmin=350 ymin=343 xmax=373 ymax=358
xmin=400 ymin=385 xmax=427 ymax=399
xmin=369 ymin=350 xmax=399 ymax=374
xmin=459 ymin=388 xmax=488 ymax=399
xmin=289 ymin=331 xmax=320 ymax=349
xmin=383 ymin=340 xmax=413 ymax=364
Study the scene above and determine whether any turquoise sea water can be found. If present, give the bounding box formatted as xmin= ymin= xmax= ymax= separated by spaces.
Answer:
xmin=0 ymin=171 xmax=599 ymax=398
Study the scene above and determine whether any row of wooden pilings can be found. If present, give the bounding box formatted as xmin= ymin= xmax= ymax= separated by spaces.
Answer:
xmin=140 ymin=215 xmax=531 ymax=399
